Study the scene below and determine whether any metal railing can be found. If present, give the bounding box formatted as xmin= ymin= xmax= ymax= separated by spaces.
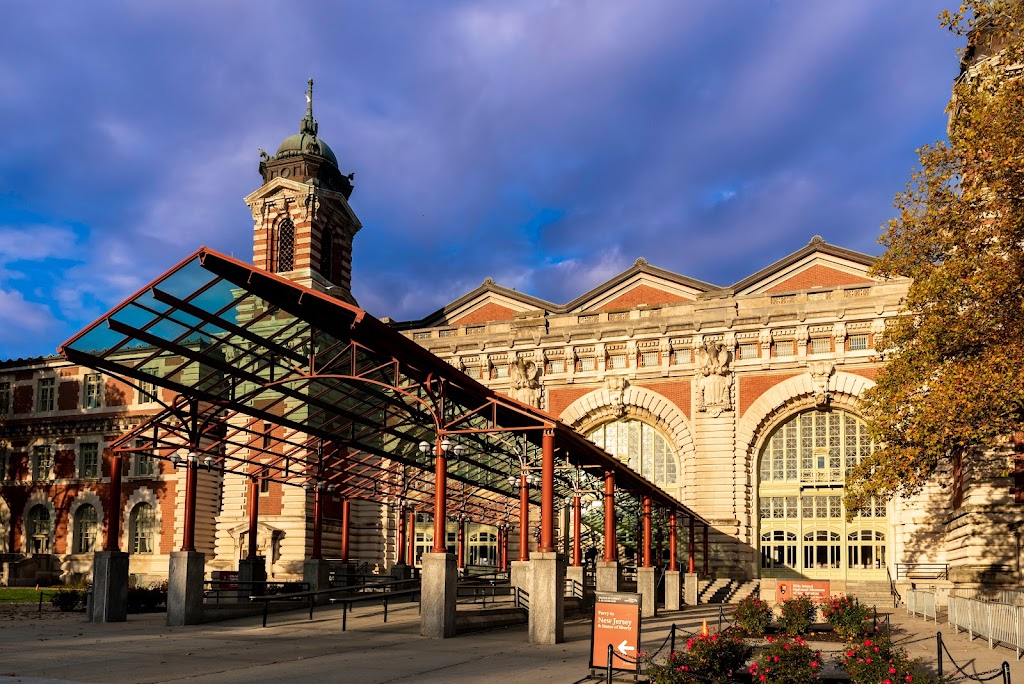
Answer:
xmin=951 ymin=587 xmax=1024 ymax=606
xmin=203 ymin=580 xmax=308 ymax=604
xmin=887 ymin=565 xmax=901 ymax=607
xmin=906 ymin=589 xmax=938 ymax=622
xmin=565 ymin=578 xmax=583 ymax=600
xmin=249 ymin=578 xmax=420 ymax=628
xmin=948 ymin=594 xmax=1024 ymax=659
xmin=514 ymin=587 xmax=529 ymax=609
xmin=896 ymin=562 xmax=949 ymax=580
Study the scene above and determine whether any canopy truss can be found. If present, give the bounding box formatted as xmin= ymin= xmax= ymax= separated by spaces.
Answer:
xmin=60 ymin=247 xmax=707 ymax=530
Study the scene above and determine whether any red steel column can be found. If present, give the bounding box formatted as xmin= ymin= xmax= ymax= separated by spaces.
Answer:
xmin=703 ymin=524 xmax=709 ymax=576
xmin=603 ymin=470 xmax=616 ymax=562
xmin=311 ymin=485 xmax=323 ymax=560
xmin=407 ymin=511 xmax=416 ymax=565
xmin=518 ymin=472 xmax=530 ymax=561
xmin=247 ymin=475 xmax=260 ymax=559
xmin=341 ymin=498 xmax=351 ymax=562
xmin=498 ymin=527 xmax=506 ymax=570
xmin=687 ymin=516 xmax=696 ymax=574
xmin=182 ymin=457 xmax=198 ymax=552
xmin=540 ymin=430 xmax=555 ymax=553
xmin=572 ymin=495 xmax=582 ymax=567
xmin=456 ymin=519 xmax=465 ymax=569
xmin=432 ymin=438 xmax=448 ymax=553
xmin=397 ymin=507 xmax=407 ymax=565
xmin=642 ymin=496 xmax=653 ymax=568
xmin=668 ymin=511 xmax=677 ymax=572
xmin=104 ymin=451 xmax=123 ymax=551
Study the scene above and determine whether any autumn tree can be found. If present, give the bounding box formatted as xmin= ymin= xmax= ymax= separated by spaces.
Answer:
xmin=846 ymin=1 xmax=1024 ymax=511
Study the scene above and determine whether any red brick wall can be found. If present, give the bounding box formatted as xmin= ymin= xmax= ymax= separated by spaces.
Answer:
xmin=450 ymin=302 xmax=518 ymax=326
xmin=846 ymin=367 xmax=879 ymax=381
xmin=636 ymin=380 xmax=691 ymax=420
xmin=57 ymin=380 xmax=79 ymax=411
xmin=764 ymin=265 xmax=872 ymax=293
xmin=739 ymin=373 xmax=801 ymax=416
xmin=597 ymin=284 xmax=689 ymax=311
xmin=548 ymin=387 xmax=593 ymax=418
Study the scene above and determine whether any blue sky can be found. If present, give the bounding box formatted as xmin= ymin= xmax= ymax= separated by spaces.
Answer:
xmin=0 ymin=1 xmax=961 ymax=360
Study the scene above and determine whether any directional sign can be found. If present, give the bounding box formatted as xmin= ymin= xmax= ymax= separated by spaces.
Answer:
xmin=590 ymin=592 xmax=642 ymax=672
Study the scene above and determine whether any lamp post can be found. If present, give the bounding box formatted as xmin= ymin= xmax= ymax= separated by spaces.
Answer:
xmin=419 ymin=438 xmax=465 ymax=554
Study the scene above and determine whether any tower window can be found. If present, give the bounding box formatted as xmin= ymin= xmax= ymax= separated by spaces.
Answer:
xmin=320 ymin=228 xmax=334 ymax=282
xmin=276 ymin=219 xmax=295 ymax=272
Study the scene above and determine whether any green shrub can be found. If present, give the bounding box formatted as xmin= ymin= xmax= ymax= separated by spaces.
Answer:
xmin=645 ymin=628 xmax=752 ymax=684
xmin=821 ymin=595 xmax=871 ymax=639
xmin=127 ymin=583 xmax=167 ymax=613
xmin=734 ymin=595 xmax=774 ymax=637
xmin=840 ymin=634 xmax=938 ymax=684
xmin=749 ymin=636 xmax=822 ymax=684
xmin=50 ymin=589 xmax=84 ymax=612
xmin=778 ymin=596 xmax=815 ymax=635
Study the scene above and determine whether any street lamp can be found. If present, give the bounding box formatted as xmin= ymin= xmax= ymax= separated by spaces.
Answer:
xmin=418 ymin=438 xmax=465 ymax=462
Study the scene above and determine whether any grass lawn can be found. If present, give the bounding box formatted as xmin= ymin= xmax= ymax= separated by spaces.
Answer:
xmin=0 ymin=587 xmax=56 ymax=603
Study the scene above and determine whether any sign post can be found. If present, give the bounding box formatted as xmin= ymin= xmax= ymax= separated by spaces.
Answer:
xmin=590 ymin=591 xmax=642 ymax=675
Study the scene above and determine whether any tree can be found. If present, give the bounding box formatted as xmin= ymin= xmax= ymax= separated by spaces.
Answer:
xmin=846 ymin=1 xmax=1024 ymax=512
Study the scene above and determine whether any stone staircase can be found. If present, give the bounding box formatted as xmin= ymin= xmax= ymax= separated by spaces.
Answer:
xmin=697 ymin=579 xmax=760 ymax=604
xmin=845 ymin=581 xmax=898 ymax=609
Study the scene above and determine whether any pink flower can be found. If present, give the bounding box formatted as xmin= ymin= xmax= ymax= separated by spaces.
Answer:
xmin=890 ymin=667 xmax=897 ymax=674
xmin=811 ymin=661 xmax=819 ymax=669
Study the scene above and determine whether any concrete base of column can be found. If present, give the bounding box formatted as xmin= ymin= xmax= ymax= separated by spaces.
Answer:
xmin=637 ymin=567 xmax=657 ymax=618
xmin=303 ymin=559 xmax=332 ymax=605
xmin=596 ymin=561 xmax=620 ymax=593
xmin=528 ymin=552 xmax=565 ymax=645
xmin=90 ymin=550 xmax=129 ymax=623
xmin=420 ymin=552 xmax=457 ymax=639
xmin=664 ymin=570 xmax=681 ymax=611
xmin=238 ymin=557 xmax=267 ymax=603
xmin=332 ymin=561 xmax=355 ymax=587
xmin=684 ymin=572 xmax=698 ymax=606
xmin=510 ymin=560 xmax=532 ymax=591
xmin=391 ymin=563 xmax=412 ymax=581
xmin=167 ymin=551 xmax=205 ymax=626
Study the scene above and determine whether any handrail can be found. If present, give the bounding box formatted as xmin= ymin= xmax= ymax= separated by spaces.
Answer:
xmin=887 ymin=565 xmax=901 ymax=607
xmin=895 ymin=563 xmax=948 ymax=580
xmin=249 ymin=578 xmax=420 ymax=627
xmin=514 ymin=587 xmax=529 ymax=610
xmin=564 ymin=578 xmax=583 ymax=600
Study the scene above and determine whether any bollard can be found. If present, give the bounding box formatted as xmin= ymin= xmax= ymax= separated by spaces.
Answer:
xmin=936 ymin=632 xmax=943 ymax=679
xmin=718 ymin=604 xmax=723 ymax=633
xmin=606 ymin=644 xmax=614 ymax=684
xmin=669 ymin=623 xmax=676 ymax=656
xmin=1002 ymin=661 xmax=1010 ymax=684
xmin=38 ymin=592 xmax=43 ymax=613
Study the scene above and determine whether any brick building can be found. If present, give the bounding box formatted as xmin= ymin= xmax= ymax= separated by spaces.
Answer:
xmin=1 ymin=80 xmax=1018 ymax=597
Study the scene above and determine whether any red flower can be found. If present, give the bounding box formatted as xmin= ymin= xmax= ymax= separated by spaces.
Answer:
xmin=811 ymin=661 xmax=819 ymax=669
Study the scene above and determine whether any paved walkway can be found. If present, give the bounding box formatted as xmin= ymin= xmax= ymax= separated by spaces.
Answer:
xmin=0 ymin=602 xmax=1019 ymax=682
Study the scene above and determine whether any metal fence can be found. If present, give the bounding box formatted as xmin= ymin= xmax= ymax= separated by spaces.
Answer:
xmin=907 ymin=589 xmax=938 ymax=622
xmin=951 ymin=587 xmax=1024 ymax=606
xmin=948 ymin=595 xmax=1023 ymax=660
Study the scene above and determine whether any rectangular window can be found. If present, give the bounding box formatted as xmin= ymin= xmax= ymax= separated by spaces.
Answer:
xmin=578 ymin=357 xmax=596 ymax=372
xmin=493 ymin=364 xmax=509 ymax=379
xmin=134 ymin=439 xmax=156 ymax=477
xmin=672 ymin=348 xmax=691 ymax=365
xmin=639 ymin=351 xmax=658 ymax=367
xmin=809 ymin=337 xmax=831 ymax=355
xmin=0 ymin=381 xmax=10 ymax=414
xmin=737 ymin=343 xmax=759 ymax=360
xmin=547 ymin=359 xmax=565 ymax=374
xmin=32 ymin=445 xmax=52 ymax=481
xmin=84 ymin=373 xmax=103 ymax=409
xmin=608 ymin=355 xmax=627 ymax=369
xmin=772 ymin=340 xmax=795 ymax=357
xmin=848 ymin=334 xmax=869 ymax=351
xmin=463 ymin=365 xmax=480 ymax=378
xmin=80 ymin=442 xmax=99 ymax=479
xmin=37 ymin=378 xmax=55 ymax=412
xmin=138 ymin=368 xmax=158 ymax=402
xmin=260 ymin=468 xmax=271 ymax=494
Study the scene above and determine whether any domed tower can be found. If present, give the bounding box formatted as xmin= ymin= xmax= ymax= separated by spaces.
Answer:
xmin=245 ymin=79 xmax=361 ymax=303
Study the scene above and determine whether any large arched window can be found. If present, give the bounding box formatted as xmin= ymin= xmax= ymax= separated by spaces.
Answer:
xmin=586 ymin=420 xmax=677 ymax=485
xmin=73 ymin=505 xmax=98 ymax=554
xmin=129 ymin=503 xmax=155 ymax=554
xmin=28 ymin=505 xmax=50 ymax=553
xmin=758 ymin=409 xmax=886 ymax=580
xmin=469 ymin=530 xmax=497 ymax=566
xmin=276 ymin=219 xmax=295 ymax=273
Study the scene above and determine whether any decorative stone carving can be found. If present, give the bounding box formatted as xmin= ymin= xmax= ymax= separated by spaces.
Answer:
xmin=509 ymin=356 xmax=542 ymax=407
xmin=808 ymin=361 xmax=835 ymax=407
xmin=833 ymin=322 xmax=847 ymax=347
xmin=695 ymin=340 xmax=733 ymax=415
xmin=605 ymin=376 xmax=629 ymax=417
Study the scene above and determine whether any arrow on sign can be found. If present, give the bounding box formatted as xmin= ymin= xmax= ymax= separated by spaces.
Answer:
xmin=617 ymin=640 xmax=635 ymax=656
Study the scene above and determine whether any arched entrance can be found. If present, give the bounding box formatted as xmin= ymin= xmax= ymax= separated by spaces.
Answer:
xmin=757 ymin=408 xmax=887 ymax=581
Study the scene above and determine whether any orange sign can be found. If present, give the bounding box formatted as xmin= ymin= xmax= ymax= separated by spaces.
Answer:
xmin=777 ymin=580 xmax=830 ymax=601
xmin=590 ymin=592 xmax=642 ymax=672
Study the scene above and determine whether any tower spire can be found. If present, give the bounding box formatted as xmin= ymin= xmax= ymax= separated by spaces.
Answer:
xmin=300 ymin=78 xmax=318 ymax=136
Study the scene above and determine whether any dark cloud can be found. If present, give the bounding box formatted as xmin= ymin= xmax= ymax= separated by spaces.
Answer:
xmin=0 ymin=0 xmax=961 ymax=358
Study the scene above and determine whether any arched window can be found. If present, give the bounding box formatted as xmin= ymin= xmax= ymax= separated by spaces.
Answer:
xmin=468 ymin=531 xmax=497 ymax=566
xmin=847 ymin=530 xmax=886 ymax=570
xmin=28 ymin=505 xmax=50 ymax=553
xmin=586 ymin=420 xmax=677 ymax=485
xmin=320 ymin=228 xmax=334 ymax=282
xmin=74 ymin=505 xmax=98 ymax=554
xmin=760 ymin=530 xmax=796 ymax=570
xmin=129 ymin=503 xmax=155 ymax=554
xmin=276 ymin=219 xmax=295 ymax=273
